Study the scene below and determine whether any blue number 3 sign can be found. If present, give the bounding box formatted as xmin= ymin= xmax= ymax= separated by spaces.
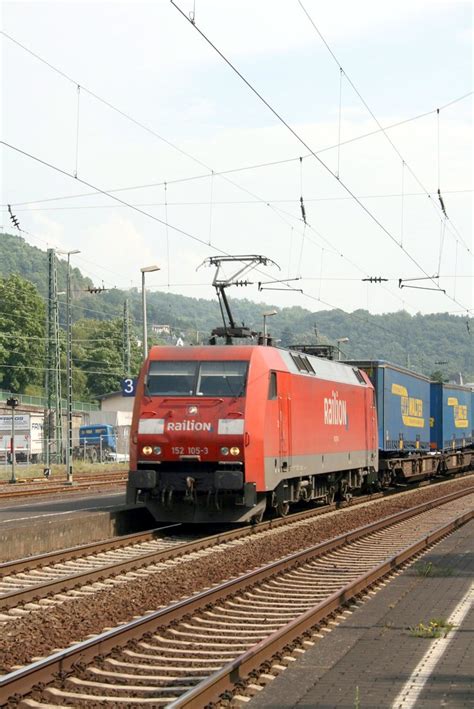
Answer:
xmin=121 ymin=378 xmax=137 ymax=397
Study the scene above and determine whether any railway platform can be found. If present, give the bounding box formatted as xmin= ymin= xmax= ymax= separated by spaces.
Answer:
xmin=249 ymin=519 xmax=473 ymax=708
xmin=0 ymin=490 xmax=157 ymax=561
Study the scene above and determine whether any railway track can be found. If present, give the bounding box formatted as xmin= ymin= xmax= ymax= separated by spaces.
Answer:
xmin=0 ymin=476 xmax=471 ymax=619
xmin=1 ymin=486 xmax=472 ymax=707
xmin=0 ymin=494 xmax=358 ymax=616
xmin=0 ymin=525 xmax=194 ymax=614
xmin=0 ymin=472 xmax=127 ymax=499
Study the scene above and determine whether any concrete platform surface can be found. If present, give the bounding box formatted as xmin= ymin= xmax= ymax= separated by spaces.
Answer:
xmin=0 ymin=490 xmax=159 ymax=561
xmin=249 ymin=519 xmax=473 ymax=709
xmin=0 ymin=489 xmax=126 ymax=527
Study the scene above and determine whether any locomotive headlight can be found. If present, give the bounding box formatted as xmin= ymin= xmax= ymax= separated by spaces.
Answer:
xmin=142 ymin=445 xmax=153 ymax=455
xmin=230 ymin=447 xmax=240 ymax=456
xmin=153 ymin=446 xmax=162 ymax=455
xmin=220 ymin=447 xmax=229 ymax=456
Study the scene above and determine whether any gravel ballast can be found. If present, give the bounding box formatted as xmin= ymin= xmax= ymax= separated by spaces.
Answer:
xmin=1 ymin=475 xmax=472 ymax=673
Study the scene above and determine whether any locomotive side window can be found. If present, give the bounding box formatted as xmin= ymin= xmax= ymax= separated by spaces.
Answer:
xmin=197 ymin=361 xmax=248 ymax=397
xmin=268 ymin=371 xmax=277 ymax=400
xmin=147 ymin=361 xmax=197 ymax=395
xmin=353 ymin=367 xmax=366 ymax=384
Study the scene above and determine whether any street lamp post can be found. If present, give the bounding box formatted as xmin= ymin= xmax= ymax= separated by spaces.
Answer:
xmin=58 ymin=249 xmax=81 ymax=484
xmin=262 ymin=310 xmax=278 ymax=345
xmin=141 ymin=265 xmax=160 ymax=360
xmin=6 ymin=397 xmax=18 ymax=484
xmin=336 ymin=337 xmax=349 ymax=361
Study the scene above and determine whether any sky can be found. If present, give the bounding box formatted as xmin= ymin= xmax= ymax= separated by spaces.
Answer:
xmin=1 ymin=0 xmax=473 ymax=319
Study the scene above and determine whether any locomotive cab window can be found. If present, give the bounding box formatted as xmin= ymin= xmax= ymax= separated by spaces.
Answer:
xmin=197 ymin=361 xmax=248 ymax=397
xmin=147 ymin=361 xmax=197 ymax=395
xmin=147 ymin=360 xmax=248 ymax=397
xmin=268 ymin=371 xmax=277 ymax=400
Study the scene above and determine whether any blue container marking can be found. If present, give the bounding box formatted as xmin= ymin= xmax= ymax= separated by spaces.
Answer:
xmin=430 ymin=383 xmax=472 ymax=450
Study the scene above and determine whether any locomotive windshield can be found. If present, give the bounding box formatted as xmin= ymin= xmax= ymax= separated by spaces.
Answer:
xmin=147 ymin=360 xmax=248 ymax=397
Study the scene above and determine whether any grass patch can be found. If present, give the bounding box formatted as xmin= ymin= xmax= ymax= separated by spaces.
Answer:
xmin=413 ymin=561 xmax=453 ymax=577
xmin=409 ymin=618 xmax=454 ymax=638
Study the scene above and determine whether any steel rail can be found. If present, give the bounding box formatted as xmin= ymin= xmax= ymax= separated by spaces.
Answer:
xmin=0 ymin=471 xmax=125 ymax=485
xmin=0 ymin=475 xmax=127 ymax=500
xmin=0 ymin=523 xmax=181 ymax=576
xmin=0 ymin=485 xmax=472 ymax=704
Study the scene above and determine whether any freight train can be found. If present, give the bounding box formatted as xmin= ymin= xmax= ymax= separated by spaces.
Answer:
xmin=126 ymin=346 xmax=473 ymax=523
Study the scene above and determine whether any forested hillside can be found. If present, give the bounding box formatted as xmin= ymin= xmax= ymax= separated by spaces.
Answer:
xmin=1 ymin=232 xmax=472 ymax=399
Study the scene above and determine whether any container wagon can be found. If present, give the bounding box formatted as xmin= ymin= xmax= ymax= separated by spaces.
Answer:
xmin=346 ymin=360 xmax=438 ymax=482
xmin=430 ymin=382 xmax=473 ymax=473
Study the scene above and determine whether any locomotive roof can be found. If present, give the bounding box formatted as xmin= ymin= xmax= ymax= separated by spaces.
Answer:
xmin=147 ymin=345 xmax=369 ymax=388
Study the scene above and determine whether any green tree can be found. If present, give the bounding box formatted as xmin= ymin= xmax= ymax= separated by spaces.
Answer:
xmin=430 ymin=370 xmax=448 ymax=384
xmin=72 ymin=317 xmax=142 ymax=398
xmin=0 ymin=274 xmax=46 ymax=392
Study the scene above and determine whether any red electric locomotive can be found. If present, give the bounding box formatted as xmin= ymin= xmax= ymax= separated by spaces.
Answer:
xmin=127 ymin=345 xmax=378 ymax=523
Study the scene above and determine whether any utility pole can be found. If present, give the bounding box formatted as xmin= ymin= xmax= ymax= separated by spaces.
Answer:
xmin=123 ymin=299 xmax=131 ymax=375
xmin=45 ymin=250 xmax=63 ymax=463
xmin=64 ymin=250 xmax=80 ymax=483
xmin=6 ymin=397 xmax=18 ymax=484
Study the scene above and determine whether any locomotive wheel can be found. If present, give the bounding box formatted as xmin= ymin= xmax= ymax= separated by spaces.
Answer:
xmin=326 ymin=487 xmax=336 ymax=505
xmin=276 ymin=501 xmax=290 ymax=517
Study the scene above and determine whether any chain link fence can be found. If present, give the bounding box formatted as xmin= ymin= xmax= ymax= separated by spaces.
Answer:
xmin=1 ymin=429 xmax=130 ymax=470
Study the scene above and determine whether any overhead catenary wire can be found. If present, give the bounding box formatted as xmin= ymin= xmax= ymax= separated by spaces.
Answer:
xmin=0 ymin=167 xmax=429 ymax=319
xmin=296 ymin=0 xmax=470 ymax=256
xmin=3 ymin=93 xmax=472 ymax=211
xmin=0 ymin=217 xmax=450 ymax=328
xmin=400 ymin=160 xmax=405 ymax=248
xmin=208 ymin=170 xmax=214 ymax=246
xmin=2 ymin=188 xmax=472 ymax=212
xmin=164 ymin=182 xmax=170 ymax=288
xmin=337 ymin=67 xmax=343 ymax=179
xmin=9 ymin=219 xmax=458 ymax=325
xmin=74 ymin=84 xmax=81 ymax=178
xmin=287 ymin=225 xmax=294 ymax=279
xmin=1 ymin=139 xmax=225 ymax=252
xmin=170 ymin=1 xmax=471 ymax=315
xmin=1 ymin=31 xmax=467 ymax=321
xmin=318 ymin=248 xmax=325 ymax=300
xmin=437 ymin=218 xmax=446 ymax=277
xmin=0 ymin=28 xmax=319 ymax=266
xmin=437 ymin=106 xmax=448 ymax=219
